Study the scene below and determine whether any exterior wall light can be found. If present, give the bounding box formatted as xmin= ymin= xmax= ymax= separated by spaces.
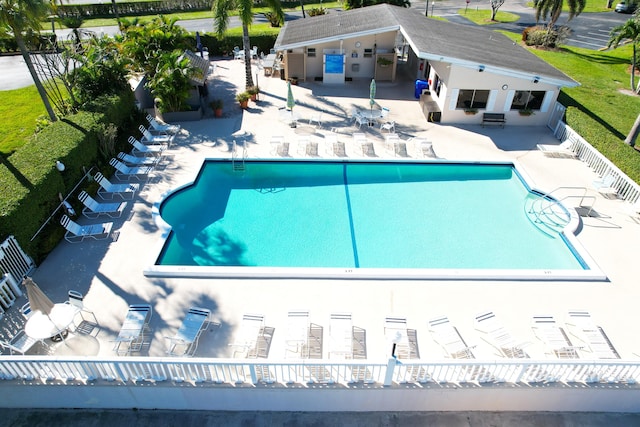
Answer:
xmin=55 ymin=161 xmax=65 ymax=172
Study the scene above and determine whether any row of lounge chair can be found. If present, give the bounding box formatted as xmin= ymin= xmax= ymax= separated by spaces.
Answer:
xmin=59 ymin=115 xmax=179 ymax=242
xmin=112 ymin=304 xmax=212 ymax=357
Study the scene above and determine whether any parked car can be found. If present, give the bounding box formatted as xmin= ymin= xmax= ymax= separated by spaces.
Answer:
xmin=615 ymin=1 xmax=637 ymax=13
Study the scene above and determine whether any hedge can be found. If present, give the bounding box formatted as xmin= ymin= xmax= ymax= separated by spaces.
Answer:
xmin=56 ymin=0 xmax=211 ymax=19
xmin=195 ymin=33 xmax=278 ymax=58
xmin=0 ymin=92 xmax=140 ymax=262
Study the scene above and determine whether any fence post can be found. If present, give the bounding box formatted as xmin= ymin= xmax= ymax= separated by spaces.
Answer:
xmin=383 ymin=357 xmax=397 ymax=386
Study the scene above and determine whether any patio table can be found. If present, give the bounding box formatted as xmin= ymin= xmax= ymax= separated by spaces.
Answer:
xmin=25 ymin=303 xmax=79 ymax=342
xmin=358 ymin=109 xmax=384 ymax=126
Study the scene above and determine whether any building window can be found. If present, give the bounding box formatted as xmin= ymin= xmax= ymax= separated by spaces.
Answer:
xmin=456 ymin=89 xmax=490 ymax=109
xmin=363 ymin=49 xmax=373 ymax=58
xmin=307 ymin=48 xmax=316 ymax=58
xmin=511 ymin=90 xmax=545 ymax=110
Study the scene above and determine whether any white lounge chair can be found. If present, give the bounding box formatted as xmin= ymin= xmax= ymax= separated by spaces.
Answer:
xmin=109 ymin=158 xmax=153 ymax=181
xmin=139 ymin=125 xmax=173 ymax=145
xmin=128 ymin=136 xmax=165 ymax=157
xmin=229 ymin=313 xmax=266 ymax=358
xmin=308 ymin=112 xmax=322 ymax=128
xmin=531 ymin=315 xmax=580 ymax=359
xmin=428 ymin=315 xmax=475 ymax=359
xmin=1 ymin=330 xmax=38 ymax=355
xmin=474 ymin=311 xmax=530 ymax=358
xmin=411 ymin=138 xmax=438 ymax=159
xmin=165 ymin=307 xmax=211 ymax=357
xmin=145 ymin=114 xmax=181 ymax=135
xmin=78 ymin=191 xmax=127 ymax=219
xmin=329 ymin=312 xmax=353 ymax=359
xmin=285 ymin=310 xmax=310 ymax=358
xmin=116 ymin=152 xmax=158 ymax=167
xmin=537 ymin=140 xmax=576 ymax=158
xmin=113 ymin=304 xmax=153 ymax=356
xmin=384 ymin=316 xmax=410 ymax=359
xmin=565 ymin=310 xmax=620 ymax=359
xmin=95 ymin=172 xmax=139 ymax=200
xmin=60 ymin=215 xmax=112 ymax=243
xmin=592 ymin=173 xmax=617 ymax=196
xmin=622 ymin=200 xmax=640 ymax=222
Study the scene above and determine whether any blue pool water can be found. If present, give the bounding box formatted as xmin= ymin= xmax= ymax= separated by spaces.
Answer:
xmin=155 ymin=160 xmax=588 ymax=273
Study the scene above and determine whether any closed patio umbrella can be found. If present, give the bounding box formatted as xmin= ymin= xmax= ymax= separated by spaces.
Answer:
xmin=23 ymin=277 xmax=54 ymax=316
xmin=195 ymin=31 xmax=203 ymax=58
xmin=369 ymin=79 xmax=376 ymax=114
xmin=287 ymin=81 xmax=296 ymax=127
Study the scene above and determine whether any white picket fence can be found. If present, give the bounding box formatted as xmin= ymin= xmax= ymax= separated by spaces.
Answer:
xmin=554 ymin=120 xmax=640 ymax=204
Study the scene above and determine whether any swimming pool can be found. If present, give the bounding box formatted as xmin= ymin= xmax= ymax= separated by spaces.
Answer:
xmin=145 ymin=159 xmax=605 ymax=280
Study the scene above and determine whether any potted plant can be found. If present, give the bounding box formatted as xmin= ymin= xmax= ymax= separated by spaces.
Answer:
xmin=210 ymin=99 xmax=223 ymax=117
xmin=464 ymin=108 xmax=478 ymax=115
xmin=289 ymin=77 xmax=298 ymax=85
xmin=247 ymin=85 xmax=260 ymax=101
xmin=519 ymin=108 xmax=534 ymax=116
xmin=377 ymin=57 xmax=393 ymax=67
xmin=236 ymin=91 xmax=251 ymax=109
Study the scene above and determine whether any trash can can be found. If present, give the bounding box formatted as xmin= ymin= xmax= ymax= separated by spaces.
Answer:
xmin=414 ymin=79 xmax=429 ymax=99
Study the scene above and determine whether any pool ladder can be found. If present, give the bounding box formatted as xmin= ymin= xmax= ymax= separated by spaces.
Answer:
xmin=232 ymin=141 xmax=247 ymax=172
xmin=524 ymin=187 xmax=596 ymax=236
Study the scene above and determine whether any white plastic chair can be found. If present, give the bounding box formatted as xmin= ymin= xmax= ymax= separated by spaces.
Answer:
xmin=380 ymin=120 xmax=395 ymax=133
xmin=309 ymin=112 xmax=322 ymax=128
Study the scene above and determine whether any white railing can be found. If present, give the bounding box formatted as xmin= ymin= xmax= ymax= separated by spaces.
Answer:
xmin=1 ymin=356 xmax=639 ymax=387
xmin=0 ymin=236 xmax=34 ymax=287
xmin=554 ymin=121 xmax=640 ymax=203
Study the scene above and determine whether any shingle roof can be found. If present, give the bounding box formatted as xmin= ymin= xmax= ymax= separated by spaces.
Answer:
xmin=275 ymin=4 xmax=577 ymax=87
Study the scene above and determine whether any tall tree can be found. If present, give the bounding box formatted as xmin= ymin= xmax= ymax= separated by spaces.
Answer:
xmin=608 ymin=17 xmax=640 ymax=93
xmin=490 ymin=0 xmax=505 ymax=21
xmin=212 ymin=0 xmax=283 ymax=89
xmin=535 ymin=0 xmax=585 ymax=29
xmin=0 ymin=0 xmax=57 ymax=121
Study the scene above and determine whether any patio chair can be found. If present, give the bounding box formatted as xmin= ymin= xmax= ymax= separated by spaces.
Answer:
xmin=78 ymin=191 xmax=127 ymax=219
xmin=384 ymin=316 xmax=410 ymax=359
xmin=233 ymin=46 xmax=244 ymax=60
xmin=165 ymin=307 xmax=211 ymax=357
xmin=128 ymin=136 xmax=165 ymax=157
xmin=20 ymin=302 xmax=32 ymax=319
xmin=565 ymin=310 xmax=620 ymax=359
xmin=145 ymin=114 xmax=180 ymax=135
xmin=116 ymin=152 xmax=158 ymax=167
xmin=384 ymin=134 xmax=400 ymax=155
xmin=60 ymin=215 xmax=113 ymax=243
xmin=95 ymin=172 xmax=140 ymax=200
xmin=474 ymin=311 xmax=530 ymax=358
xmin=428 ymin=315 xmax=475 ymax=359
xmin=592 ymin=173 xmax=617 ymax=197
xmin=297 ymin=136 xmax=310 ymax=156
xmin=1 ymin=330 xmax=38 ymax=355
xmin=285 ymin=310 xmax=310 ymax=358
xmin=622 ymin=200 xmax=640 ymax=222
xmin=329 ymin=312 xmax=353 ymax=359
xmin=537 ymin=140 xmax=576 ymax=158
xmin=113 ymin=304 xmax=153 ymax=356
xmin=380 ymin=120 xmax=395 ymax=133
xmin=66 ymin=290 xmax=99 ymax=333
xmin=531 ymin=315 xmax=580 ymax=359
xmin=354 ymin=114 xmax=368 ymax=129
xmin=229 ymin=313 xmax=266 ymax=358
xmin=109 ymin=158 xmax=153 ymax=181
xmin=309 ymin=112 xmax=322 ymax=128
xmin=139 ymin=125 xmax=174 ymax=146
xmin=412 ymin=138 xmax=438 ymax=159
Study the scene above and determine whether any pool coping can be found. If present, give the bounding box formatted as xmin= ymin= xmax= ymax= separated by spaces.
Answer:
xmin=145 ymin=157 xmax=607 ymax=282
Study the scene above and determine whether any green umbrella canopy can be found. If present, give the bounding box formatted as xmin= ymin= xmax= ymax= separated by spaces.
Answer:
xmin=23 ymin=277 xmax=54 ymax=316
xmin=287 ymin=81 xmax=295 ymax=111
xmin=369 ymin=79 xmax=376 ymax=109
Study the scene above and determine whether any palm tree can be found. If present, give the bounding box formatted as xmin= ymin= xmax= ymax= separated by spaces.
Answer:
xmin=0 ymin=0 xmax=57 ymax=121
xmin=212 ymin=0 xmax=284 ymax=89
xmin=535 ymin=0 xmax=585 ymax=29
xmin=608 ymin=17 xmax=640 ymax=93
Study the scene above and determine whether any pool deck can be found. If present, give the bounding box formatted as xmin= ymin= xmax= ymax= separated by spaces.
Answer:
xmin=12 ymin=58 xmax=640 ymax=366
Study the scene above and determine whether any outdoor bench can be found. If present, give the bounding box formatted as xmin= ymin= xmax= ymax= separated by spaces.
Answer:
xmin=482 ymin=113 xmax=506 ymax=128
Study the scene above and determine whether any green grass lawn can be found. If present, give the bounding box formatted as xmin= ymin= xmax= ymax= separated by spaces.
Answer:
xmin=457 ymin=9 xmax=520 ymax=25
xmin=0 ymin=86 xmax=46 ymax=155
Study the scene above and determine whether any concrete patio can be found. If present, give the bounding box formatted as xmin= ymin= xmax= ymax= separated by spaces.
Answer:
xmin=3 ymin=57 xmax=640 ymax=369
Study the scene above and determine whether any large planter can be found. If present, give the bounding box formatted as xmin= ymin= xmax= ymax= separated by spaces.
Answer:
xmin=157 ymin=106 xmax=203 ymax=122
